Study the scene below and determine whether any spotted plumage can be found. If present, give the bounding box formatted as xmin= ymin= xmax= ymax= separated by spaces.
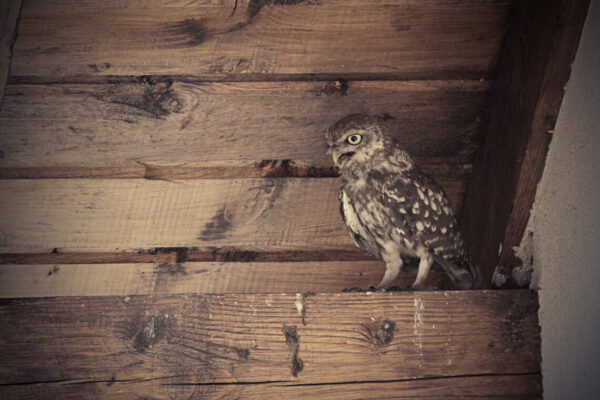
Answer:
xmin=326 ymin=114 xmax=477 ymax=289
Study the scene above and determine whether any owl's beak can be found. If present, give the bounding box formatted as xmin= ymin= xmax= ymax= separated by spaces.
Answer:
xmin=331 ymin=150 xmax=342 ymax=167
xmin=332 ymin=150 xmax=355 ymax=167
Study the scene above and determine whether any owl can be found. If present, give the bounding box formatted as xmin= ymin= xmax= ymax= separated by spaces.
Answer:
xmin=326 ymin=114 xmax=477 ymax=290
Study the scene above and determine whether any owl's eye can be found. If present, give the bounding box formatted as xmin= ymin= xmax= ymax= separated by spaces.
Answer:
xmin=347 ymin=134 xmax=362 ymax=145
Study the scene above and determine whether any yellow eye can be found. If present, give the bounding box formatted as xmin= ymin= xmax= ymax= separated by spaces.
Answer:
xmin=347 ymin=134 xmax=362 ymax=145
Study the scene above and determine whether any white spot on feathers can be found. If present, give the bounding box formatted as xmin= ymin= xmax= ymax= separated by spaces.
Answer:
xmin=399 ymin=208 xmax=407 ymax=214
xmin=416 ymin=221 xmax=424 ymax=231
xmin=441 ymin=227 xmax=447 ymax=234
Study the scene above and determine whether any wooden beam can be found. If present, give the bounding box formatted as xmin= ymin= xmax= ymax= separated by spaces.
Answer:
xmin=0 ymin=178 xmax=466 ymax=253
xmin=0 ymin=80 xmax=486 ymax=178
xmin=9 ymin=0 xmax=511 ymax=80
xmin=0 ymin=0 xmax=22 ymax=113
xmin=0 ymin=291 xmax=541 ymax=394
xmin=0 ymin=374 xmax=542 ymax=400
xmin=460 ymin=0 xmax=591 ymax=288
xmin=0 ymin=262 xmax=457 ymax=298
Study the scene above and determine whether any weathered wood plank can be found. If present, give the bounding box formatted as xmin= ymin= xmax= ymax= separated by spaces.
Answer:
xmin=0 ymin=248 xmax=376 ymax=264
xmin=0 ymin=0 xmax=22 ymax=113
xmin=0 ymin=178 xmax=466 ymax=253
xmin=460 ymin=0 xmax=590 ymax=288
xmin=0 ymin=291 xmax=541 ymax=387
xmin=10 ymin=1 xmax=511 ymax=80
xmin=0 ymin=374 xmax=542 ymax=400
xmin=0 ymin=81 xmax=486 ymax=178
xmin=0 ymin=261 xmax=456 ymax=298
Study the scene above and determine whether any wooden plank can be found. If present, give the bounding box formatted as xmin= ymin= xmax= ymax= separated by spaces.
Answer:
xmin=2 ymin=262 xmax=452 ymax=297
xmin=9 ymin=1 xmax=511 ymax=80
xmin=0 ymin=0 xmax=22 ymax=113
xmin=0 ymin=178 xmax=466 ymax=253
xmin=0 ymin=374 xmax=542 ymax=400
xmin=0 ymin=248 xmax=377 ymax=264
xmin=0 ymin=80 xmax=486 ymax=178
xmin=0 ymin=291 xmax=541 ymax=387
xmin=460 ymin=0 xmax=590 ymax=288
xmin=0 ymin=261 xmax=456 ymax=297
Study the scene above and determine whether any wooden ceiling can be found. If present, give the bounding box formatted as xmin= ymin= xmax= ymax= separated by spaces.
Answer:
xmin=1 ymin=0 xmax=590 ymax=398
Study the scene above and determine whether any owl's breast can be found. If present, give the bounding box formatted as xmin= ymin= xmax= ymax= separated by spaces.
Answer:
xmin=340 ymin=189 xmax=383 ymax=259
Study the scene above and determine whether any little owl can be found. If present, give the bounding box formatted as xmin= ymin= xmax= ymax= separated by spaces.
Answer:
xmin=326 ymin=114 xmax=477 ymax=290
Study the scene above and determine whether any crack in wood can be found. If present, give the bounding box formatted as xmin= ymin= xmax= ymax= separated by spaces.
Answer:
xmin=0 ymin=372 xmax=541 ymax=388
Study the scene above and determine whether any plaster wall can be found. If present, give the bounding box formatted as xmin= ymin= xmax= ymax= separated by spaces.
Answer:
xmin=529 ymin=1 xmax=600 ymax=398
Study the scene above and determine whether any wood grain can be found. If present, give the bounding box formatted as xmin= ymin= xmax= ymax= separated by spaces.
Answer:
xmin=0 ymin=374 xmax=542 ymax=400
xmin=460 ymin=0 xmax=590 ymax=288
xmin=0 ymin=261 xmax=456 ymax=297
xmin=0 ymin=80 xmax=486 ymax=178
xmin=0 ymin=178 xmax=466 ymax=253
xmin=0 ymin=291 xmax=541 ymax=388
xmin=9 ymin=0 xmax=511 ymax=80
xmin=0 ymin=0 xmax=22 ymax=113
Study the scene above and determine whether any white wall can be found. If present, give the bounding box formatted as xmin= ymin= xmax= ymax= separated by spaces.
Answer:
xmin=529 ymin=0 xmax=600 ymax=398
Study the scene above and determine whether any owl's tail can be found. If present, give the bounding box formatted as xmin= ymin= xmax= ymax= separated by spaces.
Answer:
xmin=432 ymin=254 xmax=478 ymax=289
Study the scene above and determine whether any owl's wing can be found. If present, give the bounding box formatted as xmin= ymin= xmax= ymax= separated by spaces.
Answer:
xmin=378 ymin=170 xmax=476 ymax=287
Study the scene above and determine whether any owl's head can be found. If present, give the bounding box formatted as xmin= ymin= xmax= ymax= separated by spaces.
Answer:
xmin=325 ymin=114 xmax=392 ymax=170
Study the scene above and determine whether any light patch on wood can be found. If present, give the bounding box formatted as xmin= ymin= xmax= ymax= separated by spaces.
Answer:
xmin=295 ymin=293 xmax=304 ymax=316
xmin=413 ymin=294 xmax=425 ymax=364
